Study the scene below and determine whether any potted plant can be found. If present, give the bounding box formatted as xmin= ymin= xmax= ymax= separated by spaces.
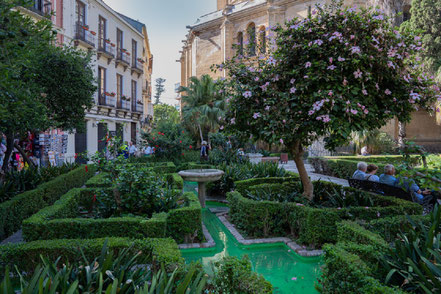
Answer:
xmin=105 ymin=38 xmax=111 ymax=44
xmin=110 ymin=92 xmax=116 ymax=97
xmin=104 ymin=92 xmax=110 ymax=96
xmin=121 ymin=95 xmax=127 ymax=101
xmin=137 ymin=58 xmax=144 ymax=63
xmin=82 ymin=24 xmax=89 ymax=31
xmin=90 ymin=31 xmax=96 ymax=36
xmin=126 ymin=52 xmax=130 ymax=56
xmin=111 ymin=43 xmax=116 ymax=47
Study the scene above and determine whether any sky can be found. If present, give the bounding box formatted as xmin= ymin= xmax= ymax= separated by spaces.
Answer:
xmin=103 ymin=0 xmax=216 ymax=106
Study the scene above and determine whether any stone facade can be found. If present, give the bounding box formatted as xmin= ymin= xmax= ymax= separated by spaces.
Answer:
xmin=180 ymin=0 xmax=441 ymax=150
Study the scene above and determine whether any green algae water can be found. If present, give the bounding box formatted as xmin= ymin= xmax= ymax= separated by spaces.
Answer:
xmin=181 ymin=195 xmax=322 ymax=293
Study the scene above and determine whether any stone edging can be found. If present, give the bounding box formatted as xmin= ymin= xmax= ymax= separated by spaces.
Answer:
xmin=178 ymin=223 xmax=216 ymax=249
xmin=217 ymin=212 xmax=323 ymax=257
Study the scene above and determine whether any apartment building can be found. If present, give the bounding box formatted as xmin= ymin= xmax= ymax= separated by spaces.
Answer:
xmin=21 ymin=0 xmax=153 ymax=163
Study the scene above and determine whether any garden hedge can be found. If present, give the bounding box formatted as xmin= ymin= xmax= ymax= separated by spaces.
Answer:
xmin=177 ymin=162 xmax=215 ymax=171
xmin=309 ymin=155 xmax=420 ymax=179
xmin=0 ymin=237 xmax=182 ymax=274
xmin=85 ymin=172 xmax=109 ymax=188
xmin=165 ymin=173 xmax=184 ymax=190
xmin=227 ymin=180 xmax=421 ymax=246
xmin=0 ymin=165 xmax=96 ymax=240
xmin=234 ymin=176 xmax=300 ymax=196
xmin=318 ymin=221 xmax=405 ymax=293
xmin=22 ymin=189 xmax=201 ymax=244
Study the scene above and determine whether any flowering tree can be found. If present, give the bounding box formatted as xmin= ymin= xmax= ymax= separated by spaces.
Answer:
xmin=216 ymin=1 xmax=441 ymax=199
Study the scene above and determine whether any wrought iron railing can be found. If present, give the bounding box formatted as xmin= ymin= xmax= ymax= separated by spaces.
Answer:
xmin=117 ymin=95 xmax=131 ymax=110
xmin=75 ymin=22 xmax=96 ymax=47
xmin=116 ymin=49 xmax=130 ymax=64
xmin=98 ymin=38 xmax=115 ymax=56
xmin=98 ymin=93 xmax=115 ymax=107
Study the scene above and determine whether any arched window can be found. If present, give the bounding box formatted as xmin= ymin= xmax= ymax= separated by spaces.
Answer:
xmin=247 ymin=23 xmax=256 ymax=56
xmin=237 ymin=32 xmax=243 ymax=55
xmin=259 ymin=26 xmax=266 ymax=54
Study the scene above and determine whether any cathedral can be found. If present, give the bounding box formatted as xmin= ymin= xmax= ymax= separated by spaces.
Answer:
xmin=179 ymin=0 xmax=441 ymax=151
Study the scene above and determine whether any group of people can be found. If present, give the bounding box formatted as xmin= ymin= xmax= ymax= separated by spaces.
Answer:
xmin=352 ymin=162 xmax=434 ymax=203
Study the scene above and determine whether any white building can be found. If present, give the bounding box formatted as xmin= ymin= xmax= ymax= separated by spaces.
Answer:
xmin=21 ymin=0 xmax=153 ymax=163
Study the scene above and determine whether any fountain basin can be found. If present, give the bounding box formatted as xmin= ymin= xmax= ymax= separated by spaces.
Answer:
xmin=178 ymin=169 xmax=224 ymax=208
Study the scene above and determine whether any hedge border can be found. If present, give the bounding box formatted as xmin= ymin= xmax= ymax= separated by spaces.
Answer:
xmin=234 ymin=176 xmax=300 ymax=196
xmin=22 ymin=189 xmax=201 ymax=244
xmin=227 ymin=179 xmax=421 ymax=246
xmin=0 ymin=237 xmax=182 ymax=273
xmin=0 ymin=165 xmax=96 ymax=239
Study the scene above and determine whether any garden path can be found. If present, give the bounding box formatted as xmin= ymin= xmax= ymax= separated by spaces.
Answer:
xmin=279 ymin=161 xmax=349 ymax=187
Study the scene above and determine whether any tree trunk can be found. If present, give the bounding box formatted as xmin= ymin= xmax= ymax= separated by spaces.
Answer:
xmin=14 ymin=142 xmax=36 ymax=168
xmin=291 ymin=142 xmax=314 ymax=200
xmin=198 ymin=123 xmax=204 ymax=143
xmin=2 ymin=131 xmax=14 ymax=172
xmin=398 ymin=121 xmax=406 ymax=149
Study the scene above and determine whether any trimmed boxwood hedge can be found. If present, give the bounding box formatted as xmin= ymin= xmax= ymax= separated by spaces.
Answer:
xmin=165 ymin=173 xmax=184 ymax=190
xmin=227 ymin=180 xmax=421 ymax=246
xmin=318 ymin=221 xmax=405 ymax=293
xmin=177 ymin=162 xmax=215 ymax=172
xmin=85 ymin=172 xmax=109 ymax=188
xmin=309 ymin=155 xmax=420 ymax=179
xmin=0 ymin=165 xmax=96 ymax=240
xmin=0 ymin=237 xmax=182 ymax=273
xmin=234 ymin=176 xmax=300 ymax=196
xmin=22 ymin=190 xmax=202 ymax=244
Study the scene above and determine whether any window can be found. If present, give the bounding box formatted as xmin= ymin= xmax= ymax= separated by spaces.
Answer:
xmin=99 ymin=16 xmax=107 ymax=49
xmin=247 ymin=23 xmax=256 ymax=56
xmin=117 ymin=74 xmax=123 ymax=107
xmin=259 ymin=26 xmax=266 ymax=54
xmin=132 ymin=39 xmax=138 ymax=66
xmin=237 ymin=32 xmax=243 ymax=55
xmin=131 ymin=80 xmax=137 ymax=111
xmin=98 ymin=67 xmax=106 ymax=104
xmin=117 ymin=28 xmax=123 ymax=58
xmin=76 ymin=0 xmax=86 ymax=25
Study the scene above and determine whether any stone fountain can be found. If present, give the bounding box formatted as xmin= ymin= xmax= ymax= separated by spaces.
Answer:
xmin=178 ymin=169 xmax=224 ymax=208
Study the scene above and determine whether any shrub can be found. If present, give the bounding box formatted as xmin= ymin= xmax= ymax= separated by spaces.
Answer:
xmin=0 ymin=237 xmax=182 ymax=274
xmin=227 ymin=180 xmax=421 ymax=246
xmin=22 ymin=190 xmax=202 ymax=244
xmin=234 ymin=176 xmax=300 ymax=195
xmin=212 ymin=256 xmax=273 ymax=294
xmin=165 ymin=173 xmax=184 ymax=189
xmin=0 ymin=165 xmax=95 ymax=239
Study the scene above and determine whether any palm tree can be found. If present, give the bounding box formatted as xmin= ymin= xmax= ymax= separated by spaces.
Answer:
xmin=180 ymin=75 xmax=225 ymax=144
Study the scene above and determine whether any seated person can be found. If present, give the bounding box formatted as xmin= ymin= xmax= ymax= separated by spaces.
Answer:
xmin=365 ymin=164 xmax=379 ymax=182
xmin=379 ymin=164 xmax=398 ymax=186
xmin=352 ymin=162 xmax=367 ymax=180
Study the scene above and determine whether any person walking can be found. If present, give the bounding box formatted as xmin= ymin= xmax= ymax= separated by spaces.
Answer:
xmin=200 ymin=141 xmax=209 ymax=161
xmin=128 ymin=141 xmax=137 ymax=157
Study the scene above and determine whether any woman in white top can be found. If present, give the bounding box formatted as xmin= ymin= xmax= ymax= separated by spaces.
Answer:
xmin=365 ymin=164 xmax=379 ymax=182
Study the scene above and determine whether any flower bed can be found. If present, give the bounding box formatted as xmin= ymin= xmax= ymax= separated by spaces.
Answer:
xmin=22 ymin=189 xmax=202 ymax=244
xmin=0 ymin=237 xmax=182 ymax=273
xmin=227 ymin=179 xmax=421 ymax=246
xmin=0 ymin=165 xmax=96 ymax=239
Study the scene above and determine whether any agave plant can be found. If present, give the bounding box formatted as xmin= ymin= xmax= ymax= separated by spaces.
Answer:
xmin=384 ymin=204 xmax=441 ymax=293
xmin=0 ymin=241 xmax=207 ymax=294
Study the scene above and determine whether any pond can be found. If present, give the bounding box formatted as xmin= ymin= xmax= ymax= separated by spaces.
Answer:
xmin=181 ymin=200 xmax=322 ymax=293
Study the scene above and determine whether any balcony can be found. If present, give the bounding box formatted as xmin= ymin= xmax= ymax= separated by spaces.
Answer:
xmin=98 ymin=39 xmax=115 ymax=64
xmin=131 ymin=58 xmax=144 ymax=76
xmin=132 ymin=100 xmax=143 ymax=113
xmin=117 ymin=96 xmax=131 ymax=111
xmin=116 ymin=49 xmax=130 ymax=71
xmin=29 ymin=0 xmax=52 ymax=17
xmin=74 ymin=23 xmax=96 ymax=49
xmin=98 ymin=93 xmax=116 ymax=108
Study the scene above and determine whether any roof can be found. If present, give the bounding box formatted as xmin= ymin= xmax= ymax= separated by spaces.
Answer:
xmin=117 ymin=12 xmax=145 ymax=34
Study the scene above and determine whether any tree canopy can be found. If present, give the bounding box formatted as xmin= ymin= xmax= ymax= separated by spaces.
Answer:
xmin=217 ymin=1 xmax=440 ymax=198
xmin=153 ymin=104 xmax=180 ymax=127
xmin=154 ymin=78 xmax=166 ymax=105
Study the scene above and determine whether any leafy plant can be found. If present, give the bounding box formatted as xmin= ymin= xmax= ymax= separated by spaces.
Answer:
xmin=0 ymin=241 xmax=207 ymax=293
xmin=384 ymin=204 xmax=441 ymax=293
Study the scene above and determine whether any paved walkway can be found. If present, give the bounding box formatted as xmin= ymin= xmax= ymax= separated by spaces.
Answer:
xmin=1 ymin=230 xmax=23 ymax=245
xmin=279 ymin=161 xmax=349 ymax=187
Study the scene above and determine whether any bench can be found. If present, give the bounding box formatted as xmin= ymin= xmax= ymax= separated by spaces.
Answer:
xmin=261 ymin=157 xmax=280 ymax=163
xmin=348 ymin=178 xmax=435 ymax=213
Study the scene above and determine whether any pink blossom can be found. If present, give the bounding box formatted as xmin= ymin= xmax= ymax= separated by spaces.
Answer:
xmin=290 ymin=78 xmax=296 ymax=84
xmin=230 ymin=118 xmax=236 ymax=124
xmin=327 ymin=65 xmax=336 ymax=70
xmin=267 ymin=56 xmax=276 ymax=66
xmin=308 ymin=110 xmax=315 ymax=115
xmin=292 ymin=277 xmax=298 ymax=281
xmin=364 ymin=109 xmax=369 ymax=114
xmin=283 ymin=119 xmax=286 ymax=124
xmin=362 ymin=89 xmax=368 ymax=96
xmin=351 ymin=46 xmax=361 ymax=54
xmin=290 ymin=87 xmax=297 ymax=94
xmin=296 ymin=203 xmax=304 ymax=206
xmin=314 ymin=39 xmax=323 ymax=46
xmin=338 ymin=57 xmax=345 ymax=62
xmin=346 ymin=101 xmax=351 ymax=105
xmin=351 ymin=109 xmax=358 ymax=115
xmin=253 ymin=112 xmax=261 ymax=119
xmin=354 ymin=69 xmax=363 ymax=79
xmin=243 ymin=91 xmax=252 ymax=98
xmin=265 ymin=105 xmax=271 ymax=111
xmin=220 ymin=125 xmax=224 ymax=130
xmin=280 ymin=138 xmax=284 ymax=144
xmin=385 ymin=89 xmax=392 ymax=95
xmin=350 ymin=35 xmax=355 ymax=40
xmin=329 ymin=57 xmax=333 ymax=63
xmin=343 ymin=78 xmax=348 ymax=86
xmin=254 ymin=77 xmax=260 ymax=82
xmin=260 ymin=82 xmax=269 ymax=91
xmin=328 ymin=90 xmax=333 ymax=96
xmin=305 ymin=62 xmax=312 ymax=68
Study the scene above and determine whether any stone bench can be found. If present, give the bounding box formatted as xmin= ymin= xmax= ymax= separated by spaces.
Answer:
xmin=261 ymin=157 xmax=279 ymax=163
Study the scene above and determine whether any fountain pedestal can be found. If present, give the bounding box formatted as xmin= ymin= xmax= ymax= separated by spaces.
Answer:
xmin=178 ymin=169 xmax=224 ymax=208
